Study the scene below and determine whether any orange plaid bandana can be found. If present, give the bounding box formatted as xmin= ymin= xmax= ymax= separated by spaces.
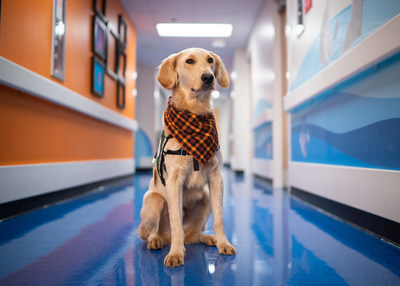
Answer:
xmin=164 ymin=98 xmax=219 ymax=166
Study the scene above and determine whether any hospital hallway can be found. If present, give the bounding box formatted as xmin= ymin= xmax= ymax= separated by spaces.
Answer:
xmin=1 ymin=169 xmax=399 ymax=286
xmin=1 ymin=0 xmax=400 ymax=285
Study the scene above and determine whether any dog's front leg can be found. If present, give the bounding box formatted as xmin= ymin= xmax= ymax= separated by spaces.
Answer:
xmin=164 ymin=172 xmax=185 ymax=267
xmin=209 ymin=169 xmax=236 ymax=255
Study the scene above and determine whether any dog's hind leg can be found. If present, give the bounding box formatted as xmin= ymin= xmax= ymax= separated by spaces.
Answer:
xmin=138 ymin=191 xmax=166 ymax=250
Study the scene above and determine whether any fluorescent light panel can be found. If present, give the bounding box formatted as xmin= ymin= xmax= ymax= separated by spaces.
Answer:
xmin=156 ymin=23 xmax=233 ymax=38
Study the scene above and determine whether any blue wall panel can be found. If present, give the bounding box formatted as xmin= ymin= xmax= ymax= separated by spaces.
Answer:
xmin=134 ymin=129 xmax=153 ymax=168
xmin=254 ymin=122 xmax=273 ymax=159
xmin=291 ymin=53 xmax=400 ymax=171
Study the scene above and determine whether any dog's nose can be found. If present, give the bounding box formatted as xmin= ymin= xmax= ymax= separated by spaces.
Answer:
xmin=201 ymin=73 xmax=214 ymax=85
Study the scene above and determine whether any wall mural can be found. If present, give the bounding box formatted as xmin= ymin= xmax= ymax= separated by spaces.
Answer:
xmin=291 ymin=0 xmax=400 ymax=91
xmin=291 ymin=53 xmax=400 ymax=171
xmin=254 ymin=122 xmax=273 ymax=160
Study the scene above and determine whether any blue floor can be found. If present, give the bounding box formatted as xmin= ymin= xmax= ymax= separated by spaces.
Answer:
xmin=1 ymin=170 xmax=400 ymax=286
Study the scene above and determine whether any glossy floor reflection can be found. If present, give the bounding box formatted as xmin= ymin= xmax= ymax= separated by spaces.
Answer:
xmin=1 ymin=170 xmax=400 ymax=285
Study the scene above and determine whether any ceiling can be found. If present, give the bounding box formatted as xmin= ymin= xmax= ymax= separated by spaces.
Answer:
xmin=120 ymin=0 xmax=266 ymax=72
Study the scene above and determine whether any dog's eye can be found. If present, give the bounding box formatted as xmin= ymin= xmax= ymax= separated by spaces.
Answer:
xmin=208 ymin=58 xmax=214 ymax=64
xmin=186 ymin=59 xmax=195 ymax=64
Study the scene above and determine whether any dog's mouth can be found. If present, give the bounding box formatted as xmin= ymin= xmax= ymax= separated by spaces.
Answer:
xmin=191 ymin=84 xmax=214 ymax=93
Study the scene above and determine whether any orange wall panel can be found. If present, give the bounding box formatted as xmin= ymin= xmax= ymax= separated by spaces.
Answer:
xmin=0 ymin=0 xmax=137 ymax=166
xmin=0 ymin=84 xmax=133 ymax=165
xmin=0 ymin=0 xmax=53 ymax=77
xmin=0 ymin=0 xmax=136 ymax=120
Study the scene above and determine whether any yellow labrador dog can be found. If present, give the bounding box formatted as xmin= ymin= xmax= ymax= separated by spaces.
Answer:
xmin=138 ymin=48 xmax=236 ymax=267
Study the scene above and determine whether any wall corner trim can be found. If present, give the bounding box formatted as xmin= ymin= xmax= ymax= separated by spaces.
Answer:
xmin=0 ymin=57 xmax=138 ymax=131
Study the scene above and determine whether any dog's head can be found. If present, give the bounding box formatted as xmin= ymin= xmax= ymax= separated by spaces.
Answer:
xmin=157 ymin=48 xmax=229 ymax=97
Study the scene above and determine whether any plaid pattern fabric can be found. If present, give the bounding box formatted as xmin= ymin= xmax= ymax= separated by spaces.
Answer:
xmin=164 ymin=98 xmax=219 ymax=167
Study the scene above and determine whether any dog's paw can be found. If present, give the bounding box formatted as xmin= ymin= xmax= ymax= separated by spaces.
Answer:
xmin=217 ymin=242 xmax=236 ymax=255
xmin=164 ymin=251 xmax=185 ymax=267
xmin=200 ymin=234 xmax=217 ymax=246
xmin=138 ymin=223 xmax=149 ymax=240
xmin=147 ymin=236 xmax=163 ymax=250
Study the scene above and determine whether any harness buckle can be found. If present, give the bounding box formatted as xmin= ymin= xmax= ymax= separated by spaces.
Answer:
xmin=181 ymin=149 xmax=188 ymax=156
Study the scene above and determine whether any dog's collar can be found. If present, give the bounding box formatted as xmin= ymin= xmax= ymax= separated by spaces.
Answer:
xmin=163 ymin=97 xmax=219 ymax=167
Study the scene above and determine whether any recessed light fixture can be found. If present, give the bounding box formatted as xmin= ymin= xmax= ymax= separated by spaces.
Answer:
xmin=156 ymin=23 xmax=233 ymax=38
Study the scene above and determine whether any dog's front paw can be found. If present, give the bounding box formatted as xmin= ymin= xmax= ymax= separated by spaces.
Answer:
xmin=137 ymin=223 xmax=149 ymax=240
xmin=164 ymin=251 xmax=184 ymax=267
xmin=217 ymin=242 xmax=236 ymax=255
xmin=147 ymin=235 xmax=163 ymax=250
xmin=200 ymin=234 xmax=217 ymax=246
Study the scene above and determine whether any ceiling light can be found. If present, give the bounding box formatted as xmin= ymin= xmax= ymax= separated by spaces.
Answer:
xmin=156 ymin=23 xmax=233 ymax=38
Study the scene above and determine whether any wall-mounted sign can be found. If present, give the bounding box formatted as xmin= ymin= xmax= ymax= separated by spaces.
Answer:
xmin=305 ymin=0 xmax=312 ymax=14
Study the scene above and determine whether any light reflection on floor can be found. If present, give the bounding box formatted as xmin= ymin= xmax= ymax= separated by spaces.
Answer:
xmin=0 ymin=170 xmax=399 ymax=285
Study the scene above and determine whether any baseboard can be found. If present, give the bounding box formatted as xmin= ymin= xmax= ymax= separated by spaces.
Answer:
xmin=0 ymin=175 xmax=133 ymax=221
xmin=288 ymin=162 xmax=400 ymax=223
xmin=253 ymin=158 xmax=273 ymax=179
xmin=223 ymin=163 xmax=231 ymax=168
xmin=291 ymin=187 xmax=400 ymax=246
xmin=0 ymin=159 xmax=135 ymax=204
xmin=254 ymin=174 xmax=273 ymax=185
xmin=233 ymin=170 xmax=245 ymax=175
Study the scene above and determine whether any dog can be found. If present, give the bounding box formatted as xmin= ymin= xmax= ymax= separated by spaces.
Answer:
xmin=138 ymin=48 xmax=236 ymax=267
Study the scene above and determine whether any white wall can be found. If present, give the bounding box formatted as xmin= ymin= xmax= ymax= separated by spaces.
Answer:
xmin=214 ymin=96 xmax=232 ymax=165
xmin=247 ymin=1 xmax=275 ymax=112
xmin=231 ymin=49 xmax=252 ymax=173
xmin=135 ymin=64 xmax=157 ymax=168
xmin=238 ymin=0 xmax=285 ymax=186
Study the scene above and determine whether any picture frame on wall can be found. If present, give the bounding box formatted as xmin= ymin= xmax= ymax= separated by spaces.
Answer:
xmin=91 ymin=56 xmax=105 ymax=97
xmin=105 ymin=27 xmax=119 ymax=81
xmin=93 ymin=0 xmax=106 ymax=22
xmin=51 ymin=0 xmax=67 ymax=81
xmin=117 ymin=79 xmax=125 ymax=109
xmin=118 ymin=14 xmax=127 ymax=49
xmin=115 ymin=47 xmax=126 ymax=77
xmin=93 ymin=15 xmax=107 ymax=61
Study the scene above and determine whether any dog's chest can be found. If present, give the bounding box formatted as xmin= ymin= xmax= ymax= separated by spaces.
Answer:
xmin=183 ymin=168 xmax=208 ymax=189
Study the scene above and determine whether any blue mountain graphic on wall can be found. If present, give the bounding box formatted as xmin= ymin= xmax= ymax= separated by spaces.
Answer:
xmin=292 ymin=118 xmax=400 ymax=170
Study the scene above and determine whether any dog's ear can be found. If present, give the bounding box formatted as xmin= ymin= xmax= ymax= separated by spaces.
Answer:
xmin=210 ymin=52 xmax=229 ymax=88
xmin=157 ymin=53 xmax=178 ymax=90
